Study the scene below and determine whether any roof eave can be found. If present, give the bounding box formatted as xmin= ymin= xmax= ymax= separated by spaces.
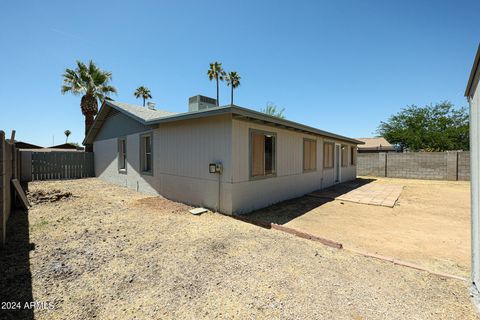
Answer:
xmin=147 ymin=105 xmax=363 ymax=145
xmin=85 ymin=102 xmax=363 ymax=146
xmin=465 ymin=44 xmax=480 ymax=97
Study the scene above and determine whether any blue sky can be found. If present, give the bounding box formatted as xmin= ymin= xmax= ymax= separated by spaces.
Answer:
xmin=0 ymin=0 xmax=479 ymax=146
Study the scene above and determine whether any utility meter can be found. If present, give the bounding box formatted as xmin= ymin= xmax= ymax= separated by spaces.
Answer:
xmin=209 ymin=163 xmax=223 ymax=174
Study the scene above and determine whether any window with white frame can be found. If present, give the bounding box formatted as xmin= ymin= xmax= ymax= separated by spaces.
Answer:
xmin=341 ymin=145 xmax=348 ymax=167
xmin=350 ymin=146 xmax=356 ymax=165
xmin=250 ymin=130 xmax=276 ymax=178
xmin=140 ymin=133 xmax=153 ymax=174
xmin=323 ymin=142 xmax=334 ymax=168
xmin=303 ymin=139 xmax=317 ymax=171
xmin=118 ymin=138 xmax=126 ymax=172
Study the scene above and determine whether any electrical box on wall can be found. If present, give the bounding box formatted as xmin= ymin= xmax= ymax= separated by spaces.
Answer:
xmin=209 ymin=163 xmax=223 ymax=174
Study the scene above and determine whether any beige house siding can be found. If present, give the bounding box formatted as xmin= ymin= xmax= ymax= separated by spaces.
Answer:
xmin=230 ymin=119 xmax=357 ymax=214
xmin=155 ymin=115 xmax=233 ymax=212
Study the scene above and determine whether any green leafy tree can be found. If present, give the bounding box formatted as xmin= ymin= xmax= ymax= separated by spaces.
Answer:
xmin=207 ymin=62 xmax=226 ymax=106
xmin=377 ymin=101 xmax=469 ymax=151
xmin=134 ymin=86 xmax=153 ymax=107
xmin=225 ymin=71 xmax=241 ymax=105
xmin=64 ymin=130 xmax=71 ymax=143
xmin=261 ymin=102 xmax=286 ymax=119
xmin=61 ymin=60 xmax=117 ymax=151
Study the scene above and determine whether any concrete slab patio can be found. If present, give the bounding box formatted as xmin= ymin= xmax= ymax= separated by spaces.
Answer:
xmin=307 ymin=179 xmax=403 ymax=207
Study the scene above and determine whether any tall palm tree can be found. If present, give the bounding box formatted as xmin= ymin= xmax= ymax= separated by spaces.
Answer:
xmin=207 ymin=62 xmax=226 ymax=106
xmin=61 ymin=60 xmax=117 ymax=152
xmin=226 ymin=71 xmax=241 ymax=105
xmin=134 ymin=86 xmax=153 ymax=107
xmin=64 ymin=130 xmax=71 ymax=143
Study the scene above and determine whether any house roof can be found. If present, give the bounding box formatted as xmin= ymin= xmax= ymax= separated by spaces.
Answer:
xmin=84 ymin=100 xmax=364 ymax=145
xmin=356 ymin=137 xmax=394 ymax=150
xmin=48 ymin=143 xmax=84 ymax=150
xmin=465 ymin=44 xmax=480 ymax=98
xmin=7 ymin=140 xmax=43 ymax=149
xmin=106 ymin=101 xmax=177 ymax=122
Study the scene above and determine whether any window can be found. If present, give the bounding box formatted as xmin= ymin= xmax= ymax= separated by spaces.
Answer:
xmin=140 ymin=133 xmax=153 ymax=174
xmin=303 ymin=139 xmax=317 ymax=171
xmin=118 ymin=138 xmax=126 ymax=173
xmin=323 ymin=142 xmax=334 ymax=169
xmin=341 ymin=145 xmax=348 ymax=167
xmin=350 ymin=146 xmax=356 ymax=165
xmin=250 ymin=130 xmax=276 ymax=178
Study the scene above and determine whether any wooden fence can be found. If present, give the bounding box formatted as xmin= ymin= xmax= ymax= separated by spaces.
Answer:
xmin=20 ymin=151 xmax=94 ymax=181
xmin=1 ymin=131 xmax=19 ymax=247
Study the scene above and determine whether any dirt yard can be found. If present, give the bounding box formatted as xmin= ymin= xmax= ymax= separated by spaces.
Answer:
xmin=1 ymin=178 xmax=477 ymax=319
xmin=248 ymin=177 xmax=471 ymax=278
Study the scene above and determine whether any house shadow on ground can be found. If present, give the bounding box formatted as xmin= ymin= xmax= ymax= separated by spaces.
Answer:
xmin=242 ymin=178 xmax=376 ymax=226
xmin=0 ymin=209 xmax=34 ymax=320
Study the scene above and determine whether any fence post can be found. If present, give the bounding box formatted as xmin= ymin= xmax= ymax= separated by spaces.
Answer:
xmin=0 ymin=131 xmax=5 ymax=247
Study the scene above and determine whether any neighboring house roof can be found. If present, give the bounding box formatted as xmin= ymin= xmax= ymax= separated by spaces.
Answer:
xmin=356 ymin=137 xmax=395 ymax=150
xmin=465 ymin=44 xmax=480 ymax=98
xmin=48 ymin=143 xmax=84 ymax=150
xmin=7 ymin=140 xmax=43 ymax=149
xmin=84 ymin=100 xmax=364 ymax=145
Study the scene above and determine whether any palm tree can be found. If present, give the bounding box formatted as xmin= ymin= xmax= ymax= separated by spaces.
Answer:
xmin=61 ymin=60 xmax=117 ymax=152
xmin=134 ymin=86 xmax=153 ymax=107
xmin=261 ymin=102 xmax=286 ymax=119
xmin=226 ymin=72 xmax=241 ymax=106
xmin=64 ymin=130 xmax=71 ymax=143
xmin=207 ymin=62 xmax=226 ymax=106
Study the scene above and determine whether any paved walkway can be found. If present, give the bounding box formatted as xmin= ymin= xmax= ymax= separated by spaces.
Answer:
xmin=308 ymin=180 xmax=403 ymax=207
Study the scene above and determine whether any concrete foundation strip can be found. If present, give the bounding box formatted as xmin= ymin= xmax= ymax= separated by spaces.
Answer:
xmin=345 ymin=247 xmax=468 ymax=282
xmin=270 ymin=223 xmax=343 ymax=249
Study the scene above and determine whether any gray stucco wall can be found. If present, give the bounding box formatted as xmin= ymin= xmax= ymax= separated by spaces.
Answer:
xmin=357 ymin=152 xmax=470 ymax=180
xmin=95 ymin=109 xmax=152 ymax=141
xmin=94 ymin=115 xmax=234 ymax=213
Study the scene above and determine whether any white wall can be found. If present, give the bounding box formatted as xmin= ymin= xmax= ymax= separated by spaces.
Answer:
xmin=470 ymin=71 xmax=480 ymax=287
xmin=230 ymin=119 xmax=357 ymax=214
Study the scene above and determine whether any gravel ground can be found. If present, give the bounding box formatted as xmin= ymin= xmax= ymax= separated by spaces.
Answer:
xmin=1 ymin=178 xmax=478 ymax=319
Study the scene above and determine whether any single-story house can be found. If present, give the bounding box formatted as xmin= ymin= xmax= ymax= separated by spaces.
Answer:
xmin=356 ymin=137 xmax=397 ymax=153
xmin=84 ymin=96 xmax=363 ymax=214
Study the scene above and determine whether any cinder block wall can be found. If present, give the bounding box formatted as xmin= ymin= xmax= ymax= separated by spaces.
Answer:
xmin=458 ymin=152 xmax=470 ymax=181
xmin=357 ymin=153 xmax=386 ymax=177
xmin=357 ymin=151 xmax=470 ymax=181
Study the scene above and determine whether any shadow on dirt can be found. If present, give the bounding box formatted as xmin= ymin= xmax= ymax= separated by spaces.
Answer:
xmin=243 ymin=178 xmax=376 ymax=226
xmin=0 ymin=209 xmax=34 ymax=320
